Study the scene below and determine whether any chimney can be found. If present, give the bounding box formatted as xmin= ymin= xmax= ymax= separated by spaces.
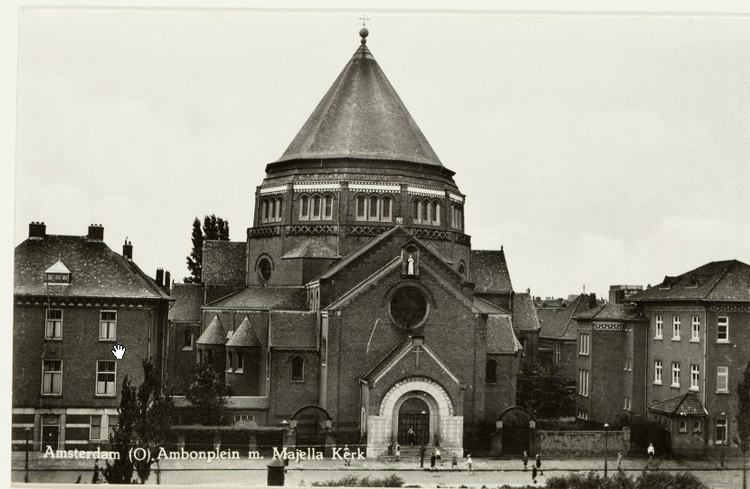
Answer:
xmin=122 ymin=238 xmax=133 ymax=260
xmin=164 ymin=271 xmax=171 ymax=292
xmin=587 ymin=293 xmax=598 ymax=308
xmin=155 ymin=268 xmax=164 ymax=287
xmin=29 ymin=221 xmax=46 ymax=239
xmin=87 ymin=224 xmax=104 ymax=241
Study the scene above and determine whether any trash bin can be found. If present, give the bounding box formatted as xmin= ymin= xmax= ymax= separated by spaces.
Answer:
xmin=267 ymin=458 xmax=286 ymax=486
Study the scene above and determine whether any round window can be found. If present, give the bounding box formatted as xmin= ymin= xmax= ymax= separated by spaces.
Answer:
xmin=258 ymin=258 xmax=273 ymax=281
xmin=389 ymin=286 xmax=429 ymax=330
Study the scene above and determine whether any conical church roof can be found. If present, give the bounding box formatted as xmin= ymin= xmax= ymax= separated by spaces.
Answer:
xmin=196 ymin=315 xmax=226 ymax=346
xmin=275 ymin=29 xmax=442 ymax=167
xmin=226 ymin=316 xmax=261 ymax=347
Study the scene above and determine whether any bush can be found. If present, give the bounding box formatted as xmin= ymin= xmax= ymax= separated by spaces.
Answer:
xmin=312 ymin=474 xmax=404 ymax=487
xmin=542 ymin=470 xmax=708 ymax=489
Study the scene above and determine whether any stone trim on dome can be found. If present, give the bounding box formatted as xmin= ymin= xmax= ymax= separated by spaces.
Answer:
xmin=349 ymin=182 xmax=401 ymax=193
xmin=448 ymin=192 xmax=464 ymax=203
xmin=293 ymin=181 xmax=341 ymax=192
xmin=407 ymin=185 xmax=445 ymax=197
xmin=259 ymin=184 xmax=289 ymax=195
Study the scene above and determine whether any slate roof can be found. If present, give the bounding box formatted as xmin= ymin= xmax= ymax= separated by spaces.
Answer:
xmin=226 ymin=316 xmax=261 ymax=347
xmin=648 ymin=393 xmax=707 ymax=417
xmin=630 ymin=260 xmax=750 ymax=302
xmin=196 ymin=315 xmax=226 ymax=345
xmin=537 ymin=294 xmax=591 ymax=340
xmin=275 ymin=37 xmax=444 ymax=168
xmin=169 ymin=283 xmax=204 ymax=322
xmin=575 ymin=303 xmax=645 ymax=322
xmin=202 ymin=240 xmax=247 ymax=286
xmin=206 ymin=286 xmax=307 ymax=311
xmin=473 ymin=296 xmax=509 ymax=315
xmin=14 ymin=235 xmax=170 ymax=300
xmin=471 ymin=250 xmax=513 ymax=294
xmin=281 ymin=239 xmax=341 ymax=259
xmin=512 ymin=293 xmax=541 ymax=331
xmin=269 ymin=311 xmax=317 ymax=349
xmin=487 ymin=315 xmax=520 ymax=354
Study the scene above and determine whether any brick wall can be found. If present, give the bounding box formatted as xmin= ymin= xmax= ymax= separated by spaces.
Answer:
xmin=539 ymin=428 xmax=630 ymax=456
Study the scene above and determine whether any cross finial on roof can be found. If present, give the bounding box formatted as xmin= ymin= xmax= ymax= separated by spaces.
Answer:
xmin=358 ymin=16 xmax=370 ymax=45
xmin=359 ymin=14 xmax=369 ymax=26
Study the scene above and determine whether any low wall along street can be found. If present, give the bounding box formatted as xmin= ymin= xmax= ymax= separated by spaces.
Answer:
xmin=538 ymin=428 xmax=630 ymax=456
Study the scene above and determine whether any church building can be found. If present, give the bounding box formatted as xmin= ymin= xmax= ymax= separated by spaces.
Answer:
xmin=169 ymin=27 xmax=524 ymax=457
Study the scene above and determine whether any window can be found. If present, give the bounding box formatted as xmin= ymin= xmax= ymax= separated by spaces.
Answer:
xmin=716 ymin=418 xmax=728 ymax=444
xmin=42 ymin=360 xmax=62 ymax=395
xmin=579 ymin=333 xmax=590 ymax=355
xmin=654 ymin=360 xmax=663 ymax=384
xmin=370 ymin=196 xmax=379 ymax=219
xmin=521 ymin=338 xmax=527 ymax=357
xmin=451 ymin=204 xmax=463 ymax=230
xmin=672 ymin=316 xmax=681 ymax=341
xmin=234 ymin=414 xmax=254 ymax=423
xmin=655 ymin=315 xmax=663 ymax=339
xmin=690 ymin=364 xmax=700 ymax=391
xmin=312 ymin=195 xmax=321 ymax=219
xmin=381 ymin=197 xmax=392 ymax=221
xmin=357 ymin=194 xmax=391 ymax=222
xmin=486 ymin=359 xmax=498 ymax=384
xmin=45 ymin=309 xmax=63 ymax=340
xmin=45 ymin=272 xmax=70 ymax=283
xmin=291 ymin=356 xmax=304 ymax=382
xmin=578 ymin=369 xmax=590 ymax=396
xmin=300 ymin=195 xmax=310 ymax=220
xmin=623 ymin=396 xmax=631 ymax=410
xmin=236 ymin=352 xmax=244 ymax=373
xmin=99 ymin=311 xmax=117 ymax=341
xmin=323 ymin=195 xmax=333 ymax=219
xmin=206 ymin=348 xmax=213 ymax=365
xmin=717 ymin=317 xmax=729 ymax=342
xmin=693 ymin=420 xmax=702 ymax=433
xmin=108 ymin=415 xmax=118 ymax=438
xmin=269 ymin=199 xmax=275 ymax=221
xmin=554 ymin=343 xmax=561 ymax=365
xmin=679 ymin=420 xmax=688 ymax=433
xmin=257 ymin=256 xmax=273 ymax=282
xmin=226 ymin=351 xmax=234 ymax=372
xmin=413 ymin=200 xmax=421 ymax=222
xmin=90 ymin=415 xmax=103 ymax=440
xmin=671 ymin=362 xmax=681 ymax=388
xmin=691 ymin=316 xmax=700 ymax=342
xmin=624 ymin=357 xmax=632 ymax=372
xmin=96 ymin=361 xmax=116 ymax=396
xmin=432 ymin=201 xmax=440 ymax=225
xmin=183 ymin=330 xmax=193 ymax=350
xmin=717 ymin=366 xmax=729 ymax=393
xmin=357 ymin=196 xmax=367 ymax=219
xmin=197 ymin=348 xmax=203 ymax=364
xmin=276 ymin=197 xmax=283 ymax=220
xmin=577 ymin=410 xmax=589 ymax=420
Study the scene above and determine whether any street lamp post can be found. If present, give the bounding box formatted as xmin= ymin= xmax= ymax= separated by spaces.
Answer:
xmin=603 ymin=423 xmax=610 ymax=479
xmin=24 ymin=427 xmax=31 ymax=483
xmin=721 ymin=412 xmax=726 ymax=469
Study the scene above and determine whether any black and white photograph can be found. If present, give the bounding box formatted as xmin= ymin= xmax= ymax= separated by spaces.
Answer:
xmin=5 ymin=2 xmax=750 ymax=487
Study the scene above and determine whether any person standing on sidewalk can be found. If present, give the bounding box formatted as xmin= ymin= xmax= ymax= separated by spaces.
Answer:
xmin=616 ymin=452 xmax=623 ymax=473
xmin=430 ymin=451 xmax=436 ymax=471
xmin=419 ymin=445 xmax=426 ymax=468
xmin=532 ymin=465 xmax=538 ymax=484
xmin=535 ymin=453 xmax=543 ymax=476
xmin=522 ymin=451 xmax=528 ymax=471
xmin=395 ymin=443 xmax=401 ymax=462
xmin=467 ymin=454 xmax=473 ymax=474
xmin=343 ymin=445 xmax=351 ymax=467
xmin=436 ymin=447 xmax=442 ymax=465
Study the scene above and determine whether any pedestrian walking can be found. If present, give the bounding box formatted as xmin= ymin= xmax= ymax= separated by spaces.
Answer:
xmin=436 ymin=447 xmax=442 ymax=465
xmin=451 ymin=452 xmax=457 ymax=470
xmin=535 ymin=453 xmax=543 ymax=475
xmin=532 ymin=465 xmax=538 ymax=484
xmin=407 ymin=428 xmax=416 ymax=447
xmin=430 ymin=452 xmax=436 ymax=471
xmin=616 ymin=452 xmax=623 ymax=473
xmin=395 ymin=443 xmax=401 ymax=461
xmin=343 ymin=444 xmax=351 ymax=466
xmin=467 ymin=454 xmax=473 ymax=474
xmin=522 ymin=451 xmax=528 ymax=471
xmin=419 ymin=445 xmax=426 ymax=468
xmin=647 ymin=443 xmax=655 ymax=458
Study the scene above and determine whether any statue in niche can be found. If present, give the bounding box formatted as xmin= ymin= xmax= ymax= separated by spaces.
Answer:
xmin=407 ymin=254 xmax=415 ymax=275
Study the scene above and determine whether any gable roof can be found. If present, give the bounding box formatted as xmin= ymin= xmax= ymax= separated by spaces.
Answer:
xmin=205 ymin=286 xmax=307 ymax=311
xmin=575 ymin=303 xmax=645 ymax=322
xmin=631 ymin=260 xmax=750 ymax=302
xmin=202 ymin=240 xmax=247 ymax=286
xmin=512 ymin=293 xmax=541 ymax=331
xmin=648 ymin=392 xmax=707 ymax=417
xmin=471 ymin=250 xmax=513 ymax=294
xmin=274 ymin=37 xmax=443 ymax=168
xmin=44 ymin=259 xmax=71 ymax=274
xmin=226 ymin=316 xmax=262 ymax=347
xmin=169 ymin=283 xmax=204 ymax=322
xmin=538 ymin=294 xmax=592 ymax=340
xmin=14 ymin=235 xmax=170 ymax=300
xmin=315 ymin=225 xmax=406 ymax=281
xmin=487 ymin=315 xmax=521 ymax=354
xmin=196 ymin=315 xmax=226 ymax=345
xmin=362 ymin=337 xmax=461 ymax=385
xmin=281 ymin=239 xmax=341 ymax=260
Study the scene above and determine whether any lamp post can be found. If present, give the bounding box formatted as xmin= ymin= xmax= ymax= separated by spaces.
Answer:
xmin=603 ymin=423 xmax=610 ymax=479
xmin=721 ymin=412 xmax=726 ymax=469
xmin=24 ymin=427 xmax=31 ymax=483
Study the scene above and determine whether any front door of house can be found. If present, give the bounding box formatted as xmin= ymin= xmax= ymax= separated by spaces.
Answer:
xmin=41 ymin=414 xmax=60 ymax=451
xmin=398 ymin=397 xmax=430 ymax=446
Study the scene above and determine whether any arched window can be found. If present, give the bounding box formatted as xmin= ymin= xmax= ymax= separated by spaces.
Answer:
xmin=413 ymin=199 xmax=421 ymax=223
xmin=381 ymin=196 xmax=392 ymax=221
xmin=369 ymin=196 xmax=379 ymax=219
xmin=257 ymin=256 xmax=273 ymax=282
xmin=486 ymin=359 xmax=498 ymax=384
xmin=227 ymin=351 xmax=234 ymax=372
xmin=275 ymin=196 xmax=283 ymax=221
xmin=183 ymin=330 xmax=193 ymax=349
xmin=269 ymin=199 xmax=275 ymax=221
xmin=299 ymin=195 xmax=310 ymax=220
xmin=421 ymin=199 xmax=429 ymax=222
xmin=291 ymin=356 xmax=305 ymax=382
xmin=432 ymin=201 xmax=440 ymax=225
xmin=198 ymin=348 xmax=203 ymax=364
xmin=356 ymin=195 xmax=367 ymax=219
xmin=458 ymin=261 xmax=466 ymax=277
xmin=323 ymin=194 xmax=333 ymax=219
xmin=236 ymin=352 xmax=244 ymax=372
xmin=261 ymin=200 xmax=269 ymax=223
xmin=312 ymin=195 xmax=321 ymax=219
xmin=206 ymin=348 xmax=213 ymax=365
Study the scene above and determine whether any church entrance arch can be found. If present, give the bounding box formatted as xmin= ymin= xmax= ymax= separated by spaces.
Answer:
xmin=397 ymin=397 xmax=430 ymax=447
xmin=292 ymin=405 xmax=332 ymax=449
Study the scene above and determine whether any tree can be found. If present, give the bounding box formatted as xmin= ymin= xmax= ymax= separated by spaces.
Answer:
xmin=183 ymin=362 xmax=232 ymax=426
xmin=736 ymin=360 xmax=750 ymax=489
xmin=184 ymin=214 xmax=230 ymax=283
xmin=517 ymin=360 xmax=576 ymax=419
xmin=100 ymin=360 xmax=173 ymax=484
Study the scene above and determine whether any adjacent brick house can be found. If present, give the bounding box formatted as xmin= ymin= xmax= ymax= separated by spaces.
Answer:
xmin=13 ymin=223 xmax=171 ymax=451
xmin=167 ymin=28 xmax=525 ymax=456
xmin=537 ymin=294 xmax=596 ymax=379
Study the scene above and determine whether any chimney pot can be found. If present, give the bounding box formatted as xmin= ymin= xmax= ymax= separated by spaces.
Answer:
xmin=155 ymin=268 xmax=164 ymax=287
xmin=29 ymin=221 xmax=46 ymax=239
xmin=122 ymin=238 xmax=133 ymax=260
xmin=164 ymin=271 xmax=171 ymax=292
xmin=87 ymin=224 xmax=104 ymax=241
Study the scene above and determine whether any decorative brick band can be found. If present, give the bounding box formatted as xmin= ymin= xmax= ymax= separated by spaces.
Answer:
xmin=287 ymin=224 xmax=337 ymax=236
xmin=248 ymin=226 xmax=280 ymax=238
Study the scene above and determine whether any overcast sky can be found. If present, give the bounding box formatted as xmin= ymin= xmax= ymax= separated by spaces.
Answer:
xmin=13 ymin=8 xmax=750 ymax=298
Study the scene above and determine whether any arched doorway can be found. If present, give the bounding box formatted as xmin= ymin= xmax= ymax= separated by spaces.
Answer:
xmin=499 ymin=407 xmax=532 ymax=456
xmin=292 ymin=405 xmax=331 ymax=449
xmin=397 ymin=397 xmax=430 ymax=446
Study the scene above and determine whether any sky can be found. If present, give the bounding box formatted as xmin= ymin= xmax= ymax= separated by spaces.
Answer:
xmin=11 ymin=7 xmax=750 ymax=299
